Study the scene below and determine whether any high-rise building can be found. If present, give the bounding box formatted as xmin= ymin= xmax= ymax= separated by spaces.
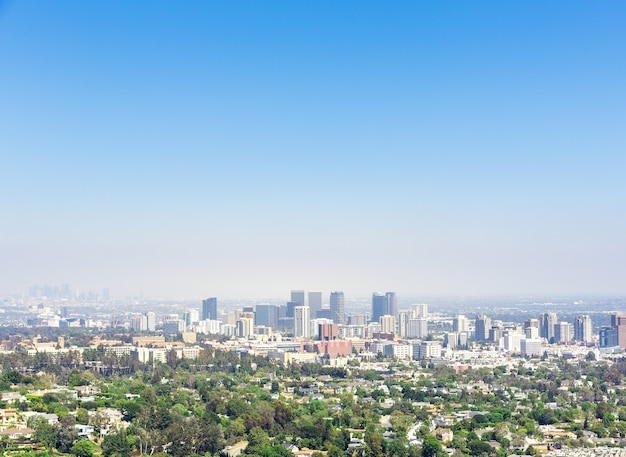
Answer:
xmin=555 ymin=322 xmax=573 ymax=343
xmin=202 ymin=297 xmax=217 ymax=321
xmin=379 ymin=315 xmax=396 ymax=334
xmin=236 ymin=317 xmax=254 ymax=338
xmin=521 ymin=338 xmax=542 ymax=357
xmin=130 ymin=315 xmax=147 ymax=332
xmin=475 ymin=314 xmax=491 ymax=341
xmin=255 ymin=304 xmax=279 ymax=328
xmin=574 ymin=315 xmax=593 ymax=343
xmin=386 ymin=292 xmax=398 ymax=318
xmin=291 ymin=290 xmax=305 ymax=307
xmin=540 ymin=312 xmax=558 ymax=343
xmin=349 ymin=313 xmax=367 ymax=326
xmin=453 ymin=315 xmax=469 ymax=332
xmin=330 ymin=291 xmax=345 ymax=324
xmin=372 ymin=292 xmax=387 ymax=323
xmin=294 ymin=306 xmax=310 ymax=338
xmin=524 ymin=318 xmax=540 ymax=330
xmin=408 ymin=318 xmax=428 ymax=339
xmin=611 ymin=314 xmax=626 ymax=349
xmin=146 ymin=311 xmax=156 ymax=332
xmin=308 ymin=291 xmax=323 ymax=319
xmin=600 ymin=326 xmax=619 ymax=348
xmin=412 ymin=303 xmax=428 ymax=318
xmin=286 ymin=301 xmax=298 ymax=318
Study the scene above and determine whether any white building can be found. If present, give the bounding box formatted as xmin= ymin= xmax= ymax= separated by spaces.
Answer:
xmin=521 ymin=338 xmax=542 ymax=357
xmin=294 ymin=306 xmax=311 ymax=338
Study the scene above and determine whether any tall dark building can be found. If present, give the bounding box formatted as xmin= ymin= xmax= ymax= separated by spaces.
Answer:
xmin=574 ymin=315 xmax=593 ymax=343
xmin=308 ymin=291 xmax=323 ymax=319
xmin=600 ymin=326 xmax=619 ymax=348
xmin=202 ymin=297 xmax=217 ymax=321
xmin=286 ymin=301 xmax=298 ymax=318
xmin=386 ymin=292 xmax=398 ymax=318
xmin=372 ymin=292 xmax=387 ymax=323
xmin=540 ymin=312 xmax=558 ymax=343
xmin=475 ymin=314 xmax=491 ymax=341
xmin=290 ymin=290 xmax=305 ymax=307
xmin=256 ymin=304 xmax=279 ymax=328
xmin=611 ymin=314 xmax=626 ymax=349
xmin=329 ymin=291 xmax=345 ymax=324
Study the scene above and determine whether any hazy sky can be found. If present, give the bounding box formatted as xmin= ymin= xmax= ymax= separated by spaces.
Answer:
xmin=1 ymin=2 xmax=625 ymax=298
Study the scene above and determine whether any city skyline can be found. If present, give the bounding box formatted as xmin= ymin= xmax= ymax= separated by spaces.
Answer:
xmin=1 ymin=2 xmax=625 ymax=298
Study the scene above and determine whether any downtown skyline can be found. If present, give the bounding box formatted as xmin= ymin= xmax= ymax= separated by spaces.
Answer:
xmin=1 ymin=2 xmax=625 ymax=298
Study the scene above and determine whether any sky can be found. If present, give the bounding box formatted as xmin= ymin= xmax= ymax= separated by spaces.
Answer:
xmin=1 ymin=1 xmax=625 ymax=299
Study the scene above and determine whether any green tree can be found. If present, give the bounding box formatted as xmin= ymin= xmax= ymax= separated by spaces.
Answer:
xmin=422 ymin=435 xmax=443 ymax=457
xmin=102 ymin=429 xmax=132 ymax=457
xmin=71 ymin=439 xmax=94 ymax=457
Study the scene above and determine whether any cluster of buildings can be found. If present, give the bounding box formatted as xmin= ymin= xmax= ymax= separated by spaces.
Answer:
xmin=16 ymin=289 xmax=626 ymax=365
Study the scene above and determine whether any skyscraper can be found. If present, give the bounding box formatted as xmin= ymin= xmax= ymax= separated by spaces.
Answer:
xmin=574 ymin=315 xmax=593 ymax=343
xmin=294 ymin=306 xmax=311 ymax=338
xmin=372 ymin=292 xmax=387 ymax=323
xmin=412 ymin=303 xmax=428 ymax=318
xmin=329 ymin=291 xmax=345 ymax=324
xmin=146 ymin=311 xmax=156 ymax=332
xmin=453 ymin=315 xmax=469 ymax=332
xmin=379 ymin=315 xmax=396 ymax=334
xmin=308 ymin=291 xmax=323 ymax=319
xmin=202 ymin=297 xmax=217 ymax=321
xmin=475 ymin=314 xmax=491 ymax=341
xmin=611 ymin=314 xmax=626 ymax=349
xmin=386 ymin=292 xmax=398 ymax=318
xmin=255 ymin=304 xmax=279 ymax=328
xmin=540 ymin=312 xmax=558 ymax=343
xmin=291 ymin=290 xmax=305 ymax=307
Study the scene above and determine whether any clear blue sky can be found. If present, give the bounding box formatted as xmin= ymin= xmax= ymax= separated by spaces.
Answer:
xmin=1 ymin=1 xmax=625 ymax=298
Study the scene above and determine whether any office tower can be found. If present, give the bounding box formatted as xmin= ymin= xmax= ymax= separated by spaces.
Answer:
xmin=294 ymin=306 xmax=311 ymax=338
xmin=130 ymin=315 xmax=147 ymax=332
xmin=330 ymin=291 xmax=345 ymax=324
xmin=255 ymin=304 xmax=279 ymax=328
xmin=286 ymin=301 xmax=298 ymax=318
xmin=611 ymin=314 xmax=626 ymax=349
xmin=379 ymin=315 xmax=396 ymax=334
xmin=184 ymin=309 xmax=199 ymax=327
xmin=453 ymin=315 xmax=469 ymax=332
xmin=319 ymin=323 xmax=339 ymax=341
xmin=525 ymin=326 xmax=539 ymax=339
xmin=412 ymin=303 xmax=428 ymax=318
xmin=202 ymin=297 xmax=217 ymax=321
xmin=521 ymin=338 xmax=542 ymax=357
xmin=540 ymin=312 xmax=558 ymax=343
xmin=386 ymin=292 xmax=398 ymax=318
xmin=291 ymin=290 xmax=305 ymax=307
xmin=146 ymin=311 xmax=156 ymax=332
xmin=372 ymin=292 xmax=387 ymax=323
xmin=475 ymin=314 xmax=491 ymax=341
xmin=398 ymin=311 xmax=411 ymax=337
xmin=600 ymin=326 xmax=619 ymax=348
xmin=408 ymin=318 xmax=428 ymax=339
xmin=555 ymin=322 xmax=573 ymax=343
xmin=236 ymin=317 xmax=254 ymax=338
xmin=308 ymin=291 xmax=323 ymax=319
xmin=574 ymin=315 xmax=593 ymax=343
xmin=524 ymin=318 xmax=540 ymax=330
xmin=162 ymin=319 xmax=185 ymax=334
xmin=489 ymin=326 xmax=502 ymax=342
xmin=349 ymin=313 xmax=367 ymax=326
